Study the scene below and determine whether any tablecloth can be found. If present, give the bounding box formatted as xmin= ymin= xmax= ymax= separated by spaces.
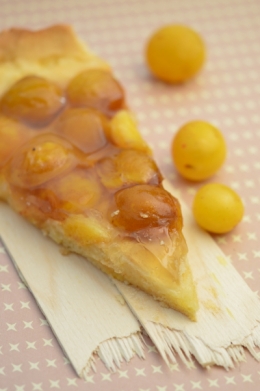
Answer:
xmin=1 ymin=0 xmax=260 ymax=389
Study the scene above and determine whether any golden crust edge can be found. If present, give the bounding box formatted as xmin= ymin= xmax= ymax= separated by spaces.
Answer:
xmin=0 ymin=24 xmax=105 ymax=63
xmin=42 ymin=218 xmax=198 ymax=321
xmin=0 ymin=24 xmax=110 ymax=95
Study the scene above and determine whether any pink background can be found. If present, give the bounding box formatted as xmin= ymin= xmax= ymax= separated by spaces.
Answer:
xmin=1 ymin=0 xmax=260 ymax=389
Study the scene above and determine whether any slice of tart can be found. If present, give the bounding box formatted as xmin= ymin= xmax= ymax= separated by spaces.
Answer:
xmin=0 ymin=25 xmax=198 ymax=320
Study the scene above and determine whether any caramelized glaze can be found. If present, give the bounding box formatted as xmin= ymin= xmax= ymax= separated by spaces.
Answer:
xmin=0 ymin=76 xmax=65 ymax=126
xmin=0 ymin=71 xmax=182 ymax=240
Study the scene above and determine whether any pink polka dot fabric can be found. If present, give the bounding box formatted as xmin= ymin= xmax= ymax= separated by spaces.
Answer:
xmin=1 ymin=0 xmax=260 ymax=389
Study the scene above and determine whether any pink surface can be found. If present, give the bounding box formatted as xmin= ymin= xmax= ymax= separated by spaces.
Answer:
xmin=1 ymin=0 xmax=260 ymax=389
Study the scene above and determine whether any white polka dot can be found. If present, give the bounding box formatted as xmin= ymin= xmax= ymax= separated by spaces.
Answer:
xmin=223 ymin=118 xmax=234 ymax=126
xmin=143 ymin=82 xmax=153 ymax=92
xmin=122 ymin=70 xmax=135 ymax=79
xmin=195 ymin=76 xmax=206 ymax=86
xmin=254 ymin=84 xmax=260 ymax=93
xmin=238 ymin=44 xmax=249 ymax=54
xmin=245 ymin=180 xmax=255 ymax=188
xmin=128 ymin=84 xmax=139 ymax=93
xmin=186 ymin=92 xmax=197 ymax=101
xmin=226 ymin=46 xmax=236 ymax=55
xmin=243 ymin=132 xmax=253 ymax=139
xmin=225 ymin=165 xmax=235 ymax=173
xmin=228 ymin=132 xmax=239 ymax=140
xmin=245 ymin=101 xmax=257 ymax=109
xmin=162 ymin=156 xmax=172 ymax=165
xmin=211 ymin=119 xmax=221 ymax=128
xmin=168 ymin=124 xmax=178 ymax=132
xmin=230 ymin=59 xmax=241 ymax=68
xmin=234 ymin=148 xmax=245 ymax=156
xmin=218 ymin=59 xmax=229 ymax=69
xmin=136 ymin=112 xmax=147 ymax=121
xmin=173 ymin=93 xmax=184 ymax=102
xmin=222 ymin=73 xmax=234 ymax=82
xmin=211 ymin=46 xmax=223 ymax=56
xmin=150 ymin=110 xmax=161 ymax=119
xmin=190 ymin=106 xmax=202 ymax=115
xmin=235 ymin=72 xmax=246 ymax=82
xmin=159 ymin=95 xmax=170 ymax=104
xmin=213 ymin=89 xmax=224 ymax=98
xmin=120 ymin=57 xmax=135 ymax=66
xmin=227 ymin=87 xmax=237 ymax=96
xmin=141 ymin=126 xmax=150 ymax=136
xmin=146 ymin=96 xmax=156 ymax=105
xmin=239 ymin=164 xmax=249 ymax=172
xmin=248 ymin=70 xmax=259 ymax=80
xmin=205 ymin=62 xmax=215 ymax=71
xmin=240 ymin=86 xmax=251 ymax=95
xmin=158 ymin=141 xmax=168 ymax=149
xmin=218 ymin=103 xmax=229 ymax=112
xmin=244 ymin=58 xmax=254 ymax=66
xmin=209 ymin=75 xmax=220 ymax=84
xmin=163 ymin=109 xmax=173 ymax=118
xmin=251 ymin=115 xmax=260 ymax=123
xmin=230 ymin=181 xmax=241 ymax=189
xmin=154 ymin=125 xmax=164 ymax=134
xmin=248 ymin=146 xmax=258 ymax=154
xmin=232 ymin=102 xmax=243 ymax=110
xmin=132 ymin=97 xmax=143 ymax=107
xmin=177 ymin=108 xmax=188 ymax=116
xmin=237 ymin=116 xmax=248 ymax=124
xmin=200 ymin=91 xmax=211 ymax=99
xmin=204 ymin=104 xmax=215 ymax=113
xmin=167 ymin=172 xmax=177 ymax=181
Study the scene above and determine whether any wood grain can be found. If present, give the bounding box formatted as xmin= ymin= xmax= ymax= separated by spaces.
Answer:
xmin=0 ymin=202 xmax=142 ymax=375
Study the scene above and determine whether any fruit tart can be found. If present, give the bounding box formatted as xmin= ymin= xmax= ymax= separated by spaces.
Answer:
xmin=0 ymin=25 xmax=198 ymax=320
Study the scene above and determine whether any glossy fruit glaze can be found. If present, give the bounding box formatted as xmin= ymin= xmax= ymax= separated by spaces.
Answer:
xmin=0 ymin=69 xmax=183 ymax=239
